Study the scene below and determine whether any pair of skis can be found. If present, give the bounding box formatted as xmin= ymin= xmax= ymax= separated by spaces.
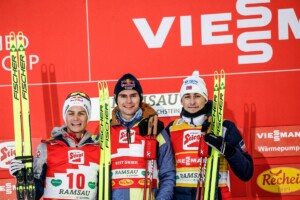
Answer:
xmin=98 ymin=81 xmax=111 ymax=200
xmin=9 ymin=31 xmax=35 ymax=200
xmin=198 ymin=70 xmax=226 ymax=200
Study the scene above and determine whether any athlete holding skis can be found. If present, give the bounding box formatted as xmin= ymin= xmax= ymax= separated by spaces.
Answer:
xmin=110 ymin=73 xmax=175 ymax=200
xmin=166 ymin=71 xmax=253 ymax=200
xmin=9 ymin=91 xmax=100 ymax=200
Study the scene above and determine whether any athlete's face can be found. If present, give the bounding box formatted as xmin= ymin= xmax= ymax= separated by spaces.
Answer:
xmin=181 ymin=93 xmax=206 ymax=114
xmin=117 ymin=90 xmax=140 ymax=120
xmin=66 ymin=106 xmax=88 ymax=137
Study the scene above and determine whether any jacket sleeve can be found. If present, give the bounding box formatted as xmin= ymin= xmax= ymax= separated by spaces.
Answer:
xmin=33 ymin=142 xmax=48 ymax=199
xmin=223 ymin=120 xmax=254 ymax=181
xmin=155 ymin=129 xmax=176 ymax=200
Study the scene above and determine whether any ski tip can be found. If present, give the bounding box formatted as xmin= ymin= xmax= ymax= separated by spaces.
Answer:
xmin=214 ymin=70 xmax=218 ymax=75
xmin=17 ymin=32 xmax=25 ymax=46
xmin=9 ymin=32 xmax=16 ymax=42
xmin=220 ymin=69 xmax=225 ymax=77
xmin=10 ymin=31 xmax=16 ymax=37
xmin=17 ymin=31 xmax=24 ymax=35
xmin=103 ymin=81 xmax=108 ymax=88
xmin=98 ymin=81 xmax=103 ymax=89
xmin=98 ymin=81 xmax=109 ymax=91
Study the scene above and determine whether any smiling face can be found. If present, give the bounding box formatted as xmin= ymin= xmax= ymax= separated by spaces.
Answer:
xmin=181 ymin=93 xmax=207 ymax=114
xmin=117 ymin=89 xmax=141 ymax=120
xmin=65 ymin=106 xmax=88 ymax=138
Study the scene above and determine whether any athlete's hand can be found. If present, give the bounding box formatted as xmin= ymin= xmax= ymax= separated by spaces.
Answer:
xmin=9 ymin=158 xmax=25 ymax=176
xmin=201 ymin=115 xmax=212 ymax=133
xmin=203 ymin=133 xmax=235 ymax=157
xmin=138 ymin=115 xmax=164 ymax=136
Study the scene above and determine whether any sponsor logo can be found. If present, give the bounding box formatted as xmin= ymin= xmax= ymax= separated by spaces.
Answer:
xmin=176 ymin=156 xmax=200 ymax=166
xmin=70 ymin=96 xmax=84 ymax=103
xmin=256 ymin=129 xmax=300 ymax=142
xmin=0 ymin=180 xmax=15 ymax=195
xmin=121 ymin=79 xmax=135 ymax=89
xmin=119 ymin=129 xmax=135 ymax=143
xmin=0 ymin=141 xmax=16 ymax=169
xmin=183 ymin=130 xmax=202 ymax=150
xmin=257 ymin=167 xmax=300 ymax=193
xmin=119 ymin=179 xmax=134 ymax=186
xmin=90 ymin=93 xmax=182 ymax=121
xmin=88 ymin=182 xmax=96 ymax=189
xmin=184 ymin=79 xmax=198 ymax=85
xmin=68 ymin=150 xmax=84 ymax=164
xmin=19 ymin=54 xmax=28 ymax=100
xmin=179 ymin=172 xmax=199 ymax=179
xmin=115 ymin=169 xmax=139 ymax=175
xmin=11 ymin=55 xmax=19 ymax=100
xmin=133 ymin=2 xmax=300 ymax=65
xmin=138 ymin=179 xmax=150 ymax=186
xmin=51 ymin=179 xmax=62 ymax=187
xmin=114 ymin=160 xmax=138 ymax=165
xmin=58 ymin=189 xmax=91 ymax=196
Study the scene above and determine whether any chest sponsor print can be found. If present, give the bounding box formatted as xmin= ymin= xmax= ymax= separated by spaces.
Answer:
xmin=183 ymin=130 xmax=202 ymax=150
xmin=119 ymin=129 xmax=136 ymax=143
xmin=68 ymin=150 xmax=84 ymax=164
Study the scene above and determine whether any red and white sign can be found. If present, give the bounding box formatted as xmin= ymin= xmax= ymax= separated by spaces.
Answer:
xmin=0 ymin=178 xmax=16 ymax=200
xmin=252 ymin=125 xmax=300 ymax=158
xmin=0 ymin=139 xmax=41 ymax=170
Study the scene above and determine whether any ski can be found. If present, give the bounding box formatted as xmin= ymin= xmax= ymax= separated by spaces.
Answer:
xmin=203 ymin=70 xmax=226 ymax=200
xmin=98 ymin=81 xmax=111 ymax=200
xmin=10 ymin=31 xmax=35 ymax=200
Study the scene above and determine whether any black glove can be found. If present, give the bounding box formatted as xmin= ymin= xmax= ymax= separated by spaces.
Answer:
xmin=138 ymin=115 xmax=164 ymax=136
xmin=201 ymin=118 xmax=211 ymax=132
xmin=201 ymin=101 xmax=213 ymax=132
xmin=204 ymin=133 xmax=235 ymax=157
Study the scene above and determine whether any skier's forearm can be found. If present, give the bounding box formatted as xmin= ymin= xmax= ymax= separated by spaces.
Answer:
xmin=227 ymin=151 xmax=254 ymax=181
